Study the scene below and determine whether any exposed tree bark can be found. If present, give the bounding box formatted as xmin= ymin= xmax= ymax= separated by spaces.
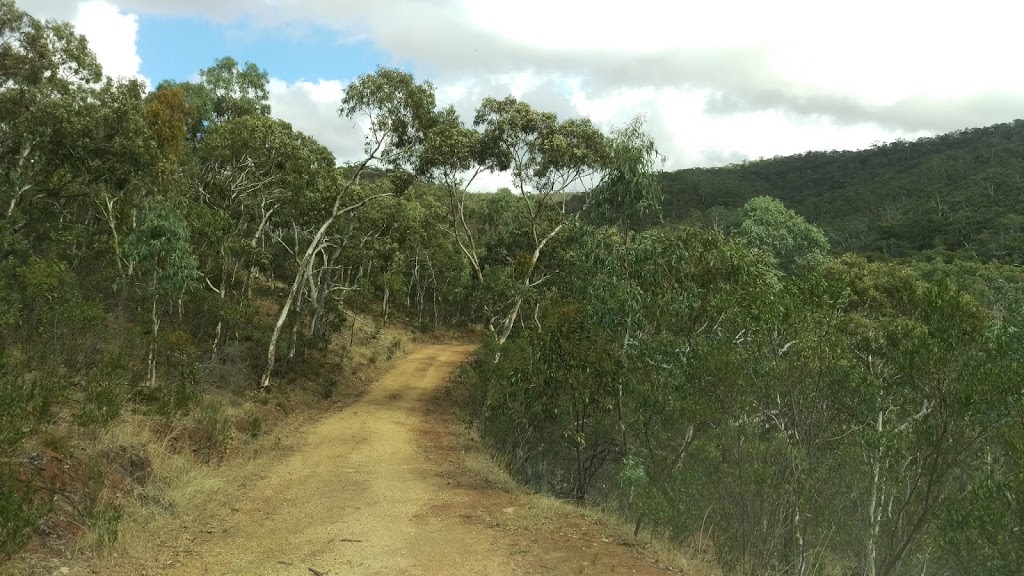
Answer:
xmin=210 ymin=257 xmax=229 ymax=360
xmin=865 ymin=409 xmax=884 ymax=576
xmin=147 ymin=298 xmax=160 ymax=388
xmin=259 ymin=187 xmax=392 ymax=389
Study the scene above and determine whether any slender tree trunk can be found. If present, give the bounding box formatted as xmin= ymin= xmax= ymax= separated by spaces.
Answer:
xmin=433 ymin=292 xmax=439 ymax=330
xmin=491 ymin=297 xmax=523 ymax=363
xmin=497 ymin=297 xmax=522 ymax=346
xmin=309 ymin=291 xmax=324 ymax=341
xmin=408 ymin=255 xmax=417 ymax=308
xmin=288 ymin=286 xmax=304 ymax=361
xmin=147 ymin=299 xmax=160 ymax=388
xmin=794 ymin=495 xmax=807 ymax=576
xmin=866 ymin=409 xmax=884 ymax=576
xmin=212 ymin=263 xmax=228 ymax=361
xmin=6 ymin=144 xmax=33 ymax=217
xmin=212 ymin=320 xmax=223 ymax=361
xmin=100 ymin=194 xmax=126 ymax=274
xmin=260 ymin=192 xmax=391 ymax=389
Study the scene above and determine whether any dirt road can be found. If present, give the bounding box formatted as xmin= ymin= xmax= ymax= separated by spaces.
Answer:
xmin=130 ymin=344 xmax=681 ymax=575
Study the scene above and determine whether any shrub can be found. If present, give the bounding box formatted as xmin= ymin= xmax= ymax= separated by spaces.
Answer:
xmin=191 ymin=402 xmax=234 ymax=462
xmin=386 ymin=337 xmax=403 ymax=360
xmin=74 ymin=377 xmax=124 ymax=428
xmin=0 ymin=467 xmax=49 ymax=563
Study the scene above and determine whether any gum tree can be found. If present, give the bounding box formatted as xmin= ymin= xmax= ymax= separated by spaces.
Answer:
xmin=259 ymin=67 xmax=438 ymax=389
xmin=420 ymin=99 xmax=663 ymax=346
xmin=124 ymin=203 xmax=199 ymax=388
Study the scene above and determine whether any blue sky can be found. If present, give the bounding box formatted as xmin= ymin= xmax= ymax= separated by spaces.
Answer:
xmin=136 ymin=16 xmax=397 ymax=84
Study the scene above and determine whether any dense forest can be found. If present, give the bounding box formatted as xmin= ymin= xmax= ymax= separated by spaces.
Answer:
xmin=658 ymin=124 xmax=1024 ymax=264
xmin=2 ymin=2 xmax=1022 ymax=575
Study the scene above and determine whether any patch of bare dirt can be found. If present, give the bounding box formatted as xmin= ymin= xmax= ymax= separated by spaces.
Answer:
xmin=66 ymin=343 xmax=683 ymax=575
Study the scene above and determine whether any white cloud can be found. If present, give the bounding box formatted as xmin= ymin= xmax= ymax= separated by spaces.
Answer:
xmin=17 ymin=0 xmax=80 ymax=21
xmin=267 ymin=77 xmax=366 ymax=162
xmin=264 ymin=69 xmax=929 ymax=192
xmin=22 ymin=0 xmax=1024 ymax=175
xmin=70 ymin=1 xmax=148 ymax=85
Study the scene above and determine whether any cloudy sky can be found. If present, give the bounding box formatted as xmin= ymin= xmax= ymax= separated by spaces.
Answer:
xmin=19 ymin=0 xmax=1024 ymax=178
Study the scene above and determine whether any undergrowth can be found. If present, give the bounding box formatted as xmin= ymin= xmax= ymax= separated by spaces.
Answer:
xmin=0 ymin=315 xmax=422 ymax=574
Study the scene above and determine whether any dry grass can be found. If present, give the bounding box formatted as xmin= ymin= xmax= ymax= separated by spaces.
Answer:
xmin=80 ymin=412 xmax=289 ymax=568
xmin=2 ymin=314 xmax=438 ymax=575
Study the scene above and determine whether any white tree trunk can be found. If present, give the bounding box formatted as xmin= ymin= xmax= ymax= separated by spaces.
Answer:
xmin=259 ymin=192 xmax=392 ymax=389
xmin=865 ymin=409 xmax=884 ymax=576
xmin=147 ymin=299 xmax=160 ymax=388
xmin=211 ymin=264 xmax=228 ymax=360
xmin=288 ymin=285 xmax=304 ymax=361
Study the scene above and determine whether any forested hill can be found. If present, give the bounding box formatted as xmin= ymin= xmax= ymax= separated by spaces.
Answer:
xmin=659 ymin=120 xmax=1024 ymax=263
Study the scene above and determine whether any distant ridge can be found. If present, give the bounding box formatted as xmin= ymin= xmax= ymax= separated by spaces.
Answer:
xmin=658 ymin=119 xmax=1024 ymax=263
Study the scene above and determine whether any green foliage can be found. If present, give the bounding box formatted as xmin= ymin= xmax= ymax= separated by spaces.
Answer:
xmin=4 ymin=2 xmax=1023 ymax=571
xmin=87 ymin=502 xmax=123 ymax=551
xmin=8 ymin=259 xmax=105 ymax=369
xmin=386 ymin=337 xmax=403 ymax=360
xmin=474 ymin=96 xmax=610 ymax=189
xmin=155 ymin=56 xmax=271 ymax=142
xmin=0 ymin=362 xmax=67 ymax=463
xmin=0 ymin=0 xmax=527 ymax=562
xmin=737 ymin=196 xmax=830 ymax=274
xmin=469 ymin=223 xmax=1021 ymax=574
xmin=313 ymin=376 xmax=338 ymax=400
xmin=198 ymin=57 xmax=271 ymax=122
xmin=192 ymin=402 xmax=235 ymax=463
xmin=243 ymin=410 xmax=263 ymax=439
xmin=0 ymin=466 xmax=50 ymax=563
xmin=74 ymin=377 xmax=125 ymax=428
xmin=472 ymin=225 xmax=782 ymax=502
xmin=340 ymin=66 xmax=438 ymax=170
xmin=658 ymin=121 xmax=1024 ymax=264
xmin=153 ymin=370 xmax=200 ymax=416
xmin=124 ymin=202 xmax=199 ymax=299
xmin=909 ymin=257 xmax=1024 ymax=320
xmin=590 ymin=115 xmax=664 ymax=229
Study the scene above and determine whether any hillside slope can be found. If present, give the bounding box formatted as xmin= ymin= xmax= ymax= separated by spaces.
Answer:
xmin=659 ymin=120 xmax=1024 ymax=262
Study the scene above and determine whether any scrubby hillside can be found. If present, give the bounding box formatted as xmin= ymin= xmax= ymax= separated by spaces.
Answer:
xmin=659 ymin=121 xmax=1024 ymax=262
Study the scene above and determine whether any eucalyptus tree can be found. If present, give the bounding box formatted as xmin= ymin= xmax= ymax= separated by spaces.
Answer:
xmin=416 ymin=106 xmax=487 ymax=283
xmin=825 ymin=258 xmax=1006 ymax=576
xmin=1 ymin=1 xmax=162 ymax=278
xmin=473 ymin=223 xmax=781 ymax=502
xmin=719 ymin=255 xmax=1018 ymax=576
xmin=194 ymin=116 xmax=315 ymax=358
xmin=155 ymin=56 xmax=271 ymax=144
xmin=259 ymin=67 xmax=438 ymax=389
xmin=737 ymin=196 xmax=830 ymax=275
xmin=198 ymin=57 xmax=271 ymax=123
xmin=81 ymin=78 xmax=161 ymax=275
xmin=395 ymin=188 xmax=469 ymax=326
xmin=1 ymin=0 xmax=100 ymax=232
xmin=420 ymin=99 xmax=662 ymax=345
xmin=144 ymin=86 xmax=194 ymax=166
xmin=124 ymin=202 xmax=199 ymax=388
